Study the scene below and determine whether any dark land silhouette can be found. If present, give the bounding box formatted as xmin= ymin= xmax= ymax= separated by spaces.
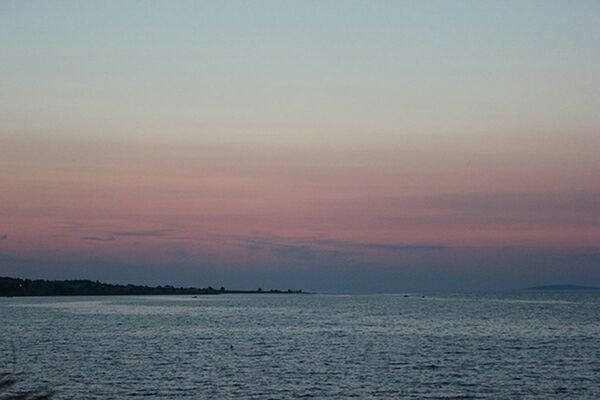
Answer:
xmin=0 ymin=276 xmax=303 ymax=297
xmin=524 ymin=284 xmax=600 ymax=291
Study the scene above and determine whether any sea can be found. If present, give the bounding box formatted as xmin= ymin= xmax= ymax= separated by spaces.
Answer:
xmin=1 ymin=291 xmax=599 ymax=399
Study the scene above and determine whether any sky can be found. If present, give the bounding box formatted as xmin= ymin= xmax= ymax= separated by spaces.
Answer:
xmin=1 ymin=1 xmax=599 ymax=291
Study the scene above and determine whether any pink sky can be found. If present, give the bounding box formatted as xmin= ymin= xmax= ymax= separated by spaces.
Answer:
xmin=1 ymin=2 xmax=599 ymax=290
xmin=2 ymin=133 xmax=599 ymax=273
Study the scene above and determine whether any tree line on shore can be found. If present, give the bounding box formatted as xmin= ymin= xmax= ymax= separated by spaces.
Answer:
xmin=0 ymin=276 xmax=303 ymax=296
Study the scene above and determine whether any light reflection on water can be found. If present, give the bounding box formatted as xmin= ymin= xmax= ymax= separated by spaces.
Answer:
xmin=1 ymin=292 xmax=599 ymax=399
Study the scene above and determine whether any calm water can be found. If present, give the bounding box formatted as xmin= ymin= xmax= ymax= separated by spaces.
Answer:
xmin=1 ymin=292 xmax=599 ymax=399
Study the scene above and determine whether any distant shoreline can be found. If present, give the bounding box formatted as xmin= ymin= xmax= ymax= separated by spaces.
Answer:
xmin=524 ymin=284 xmax=600 ymax=291
xmin=0 ymin=276 xmax=305 ymax=297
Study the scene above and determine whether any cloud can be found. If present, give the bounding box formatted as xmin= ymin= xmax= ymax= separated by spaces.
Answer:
xmin=272 ymin=244 xmax=317 ymax=261
xmin=227 ymin=234 xmax=444 ymax=262
xmin=80 ymin=229 xmax=172 ymax=242
xmin=82 ymin=236 xmax=116 ymax=242
xmin=405 ymin=190 xmax=600 ymax=213
xmin=230 ymin=236 xmax=317 ymax=261
xmin=166 ymin=245 xmax=191 ymax=260
xmin=227 ymin=234 xmax=348 ymax=262
xmin=235 ymin=236 xmax=269 ymax=251
xmin=112 ymin=229 xmax=171 ymax=238
xmin=314 ymin=239 xmax=446 ymax=254
xmin=0 ymin=234 xmax=8 ymax=240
